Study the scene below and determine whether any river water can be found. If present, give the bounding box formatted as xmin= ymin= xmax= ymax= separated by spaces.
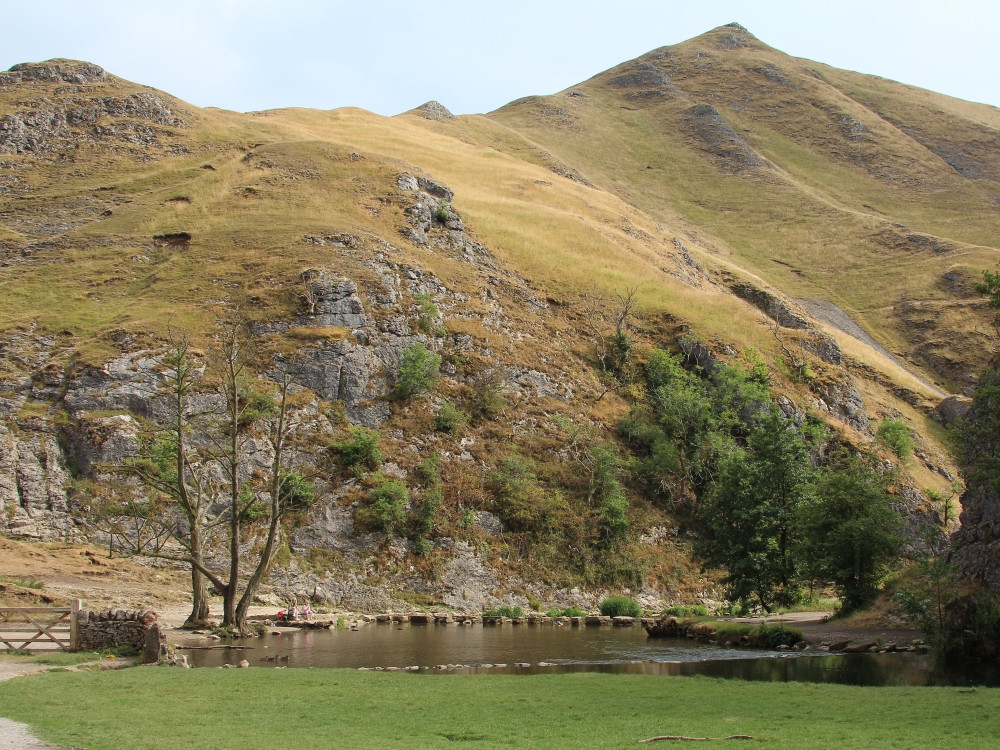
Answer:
xmin=175 ymin=621 xmax=999 ymax=686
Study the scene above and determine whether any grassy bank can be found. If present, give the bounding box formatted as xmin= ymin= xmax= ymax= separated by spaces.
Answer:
xmin=1 ymin=667 xmax=997 ymax=749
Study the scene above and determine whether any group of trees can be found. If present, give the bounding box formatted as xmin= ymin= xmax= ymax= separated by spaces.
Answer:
xmin=100 ymin=318 xmax=324 ymax=632
xmin=620 ymin=347 xmax=904 ymax=614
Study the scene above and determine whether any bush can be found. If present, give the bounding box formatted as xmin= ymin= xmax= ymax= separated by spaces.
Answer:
xmin=394 ymin=343 xmax=441 ymax=399
xmin=329 ymin=426 xmax=383 ymax=474
xmin=546 ymin=606 xmax=586 ymax=618
xmin=483 ymin=605 xmax=524 ymax=618
xmin=876 ymin=418 xmax=913 ymax=460
xmin=599 ymin=596 xmax=642 ymax=618
xmin=471 ymin=368 xmax=507 ymax=419
xmin=356 ymin=477 xmax=408 ymax=534
xmin=433 ymin=200 xmax=451 ymax=225
xmin=434 ymin=401 xmax=468 ymax=434
xmin=415 ymin=293 xmax=444 ymax=337
xmin=662 ymin=604 xmax=709 ymax=617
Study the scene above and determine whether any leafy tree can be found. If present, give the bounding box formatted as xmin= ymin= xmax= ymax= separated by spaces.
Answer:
xmin=697 ymin=408 xmax=814 ymax=612
xmin=976 ymin=264 xmax=1000 ymax=328
xmin=588 ymin=441 xmax=630 ymax=545
xmin=799 ymin=455 xmax=903 ymax=612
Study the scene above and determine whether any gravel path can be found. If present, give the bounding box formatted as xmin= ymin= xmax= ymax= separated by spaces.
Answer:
xmin=0 ymin=662 xmax=60 ymax=749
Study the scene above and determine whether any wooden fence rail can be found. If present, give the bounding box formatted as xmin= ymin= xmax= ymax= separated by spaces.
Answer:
xmin=0 ymin=599 xmax=80 ymax=652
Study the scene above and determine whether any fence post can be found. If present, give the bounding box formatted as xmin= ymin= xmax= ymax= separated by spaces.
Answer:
xmin=70 ymin=599 xmax=81 ymax=651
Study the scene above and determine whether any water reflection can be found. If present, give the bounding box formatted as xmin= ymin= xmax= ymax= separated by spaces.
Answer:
xmin=174 ymin=622 xmax=999 ymax=686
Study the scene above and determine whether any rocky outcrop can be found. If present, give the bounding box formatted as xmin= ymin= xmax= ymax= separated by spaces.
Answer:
xmin=0 ymin=420 xmax=75 ymax=540
xmin=412 ymin=101 xmax=456 ymax=121
xmin=729 ymin=281 xmax=809 ymax=329
xmin=809 ymin=375 xmax=870 ymax=432
xmin=0 ymin=60 xmax=187 ymax=156
xmin=0 ymin=61 xmax=108 ymax=87
xmin=952 ymin=482 xmax=1000 ymax=594
xmin=683 ymin=104 xmax=766 ymax=173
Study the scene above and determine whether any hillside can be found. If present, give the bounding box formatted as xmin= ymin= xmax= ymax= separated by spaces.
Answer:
xmin=1 ymin=26 xmax=996 ymax=615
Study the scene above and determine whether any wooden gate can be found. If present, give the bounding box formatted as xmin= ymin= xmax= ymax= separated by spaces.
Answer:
xmin=0 ymin=599 xmax=80 ymax=652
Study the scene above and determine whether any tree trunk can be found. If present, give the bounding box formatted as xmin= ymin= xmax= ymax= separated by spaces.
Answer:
xmin=185 ymin=566 xmax=210 ymax=627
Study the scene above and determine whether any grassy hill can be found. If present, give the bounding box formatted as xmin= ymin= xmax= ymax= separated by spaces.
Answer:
xmin=1 ymin=26 xmax=995 ymax=607
xmin=488 ymin=23 xmax=999 ymax=390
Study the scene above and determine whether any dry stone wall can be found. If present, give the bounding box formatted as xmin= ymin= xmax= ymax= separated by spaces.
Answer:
xmin=77 ymin=608 xmax=163 ymax=662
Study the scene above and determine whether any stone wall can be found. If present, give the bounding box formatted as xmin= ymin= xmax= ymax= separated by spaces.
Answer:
xmin=77 ymin=608 xmax=163 ymax=662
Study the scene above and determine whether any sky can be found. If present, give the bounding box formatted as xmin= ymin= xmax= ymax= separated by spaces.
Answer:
xmin=2 ymin=0 xmax=998 ymax=116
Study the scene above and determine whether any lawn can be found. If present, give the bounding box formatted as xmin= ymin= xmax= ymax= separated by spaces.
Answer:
xmin=1 ymin=667 xmax=997 ymax=749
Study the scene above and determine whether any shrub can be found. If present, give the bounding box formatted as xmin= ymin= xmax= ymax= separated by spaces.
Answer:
xmin=434 ymin=401 xmax=468 ymax=434
xmin=356 ymin=477 xmax=408 ymax=534
xmin=876 ymin=418 xmax=913 ymax=460
xmin=546 ymin=606 xmax=586 ymax=618
xmin=329 ymin=426 xmax=383 ymax=474
xmin=278 ymin=471 xmax=317 ymax=513
xmin=662 ymin=604 xmax=709 ymax=617
xmin=599 ymin=596 xmax=642 ymax=618
xmin=877 ymin=418 xmax=912 ymax=459
xmin=394 ymin=343 xmax=441 ymax=399
xmin=483 ymin=605 xmax=524 ymax=618
xmin=415 ymin=293 xmax=444 ymax=336
xmin=433 ymin=200 xmax=451 ymax=225
xmin=471 ymin=368 xmax=507 ymax=419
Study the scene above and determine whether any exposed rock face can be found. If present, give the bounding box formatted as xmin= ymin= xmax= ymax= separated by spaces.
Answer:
xmin=951 ymin=368 xmax=1000 ymax=594
xmin=606 ymin=62 xmax=680 ymax=101
xmin=0 ymin=61 xmax=108 ymax=86
xmin=683 ymin=104 xmax=765 ymax=173
xmin=716 ymin=22 xmax=760 ymax=50
xmin=936 ymin=395 xmax=971 ymax=426
xmin=729 ymin=281 xmax=809 ymax=329
xmin=952 ymin=483 xmax=1000 ymax=594
xmin=413 ymin=101 xmax=456 ymax=121
xmin=0 ymin=420 xmax=75 ymax=540
xmin=0 ymin=60 xmax=187 ymax=156
xmin=810 ymin=375 xmax=871 ymax=433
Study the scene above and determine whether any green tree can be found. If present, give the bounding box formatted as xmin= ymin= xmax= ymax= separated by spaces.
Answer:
xmin=697 ymin=408 xmax=813 ymax=612
xmin=799 ymin=456 xmax=903 ymax=612
xmin=975 ymin=264 xmax=1000 ymax=328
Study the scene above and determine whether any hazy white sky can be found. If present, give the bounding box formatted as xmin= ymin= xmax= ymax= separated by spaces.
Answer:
xmin=2 ymin=0 xmax=997 ymax=115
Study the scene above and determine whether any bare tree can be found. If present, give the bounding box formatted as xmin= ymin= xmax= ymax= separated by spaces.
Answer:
xmin=581 ymin=287 xmax=639 ymax=401
xmin=121 ymin=318 xmax=324 ymax=632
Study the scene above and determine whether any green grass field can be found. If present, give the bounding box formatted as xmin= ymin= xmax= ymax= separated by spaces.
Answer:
xmin=1 ymin=668 xmax=998 ymax=749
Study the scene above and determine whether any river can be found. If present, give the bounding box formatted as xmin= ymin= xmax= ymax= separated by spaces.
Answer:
xmin=175 ymin=621 xmax=1000 ymax=686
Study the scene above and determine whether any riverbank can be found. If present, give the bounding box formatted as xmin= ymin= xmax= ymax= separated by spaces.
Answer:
xmin=1 ymin=665 xmax=997 ymax=749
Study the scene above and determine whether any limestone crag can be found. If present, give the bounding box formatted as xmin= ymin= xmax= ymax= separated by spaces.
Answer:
xmin=953 ymin=483 xmax=1000 ymax=594
xmin=0 ymin=60 xmax=188 ymax=156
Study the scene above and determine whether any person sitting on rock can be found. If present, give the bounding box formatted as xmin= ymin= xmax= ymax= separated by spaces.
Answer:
xmin=299 ymin=598 xmax=313 ymax=621
xmin=287 ymin=596 xmax=299 ymax=621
